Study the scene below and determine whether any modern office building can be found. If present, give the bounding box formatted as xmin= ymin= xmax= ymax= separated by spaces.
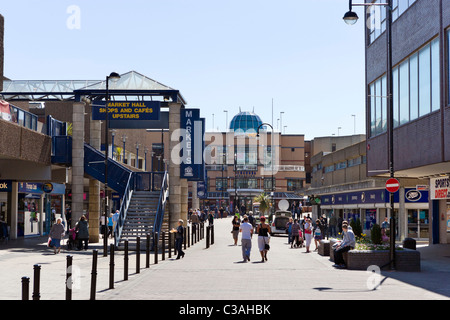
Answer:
xmin=364 ymin=0 xmax=450 ymax=244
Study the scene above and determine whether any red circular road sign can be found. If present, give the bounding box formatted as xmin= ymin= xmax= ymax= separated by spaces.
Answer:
xmin=386 ymin=178 xmax=400 ymax=193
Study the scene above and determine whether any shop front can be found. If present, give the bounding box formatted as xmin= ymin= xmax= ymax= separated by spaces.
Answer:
xmin=319 ymin=187 xmax=430 ymax=241
xmin=0 ymin=181 xmax=66 ymax=238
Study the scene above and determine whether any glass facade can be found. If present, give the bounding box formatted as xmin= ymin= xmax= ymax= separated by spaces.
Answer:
xmin=369 ymin=37 xmax=440 ymax=137
xmin=369 ymin=75 xmax=387 ymax=136
xmin=368 ymin=0 xmax=417 ymax=44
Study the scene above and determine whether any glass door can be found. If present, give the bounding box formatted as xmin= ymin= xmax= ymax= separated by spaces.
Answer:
xmin=418 ymin=210 xmax=429 ymax=239
xmin=407 ymin=209 xmax=429 ymax=240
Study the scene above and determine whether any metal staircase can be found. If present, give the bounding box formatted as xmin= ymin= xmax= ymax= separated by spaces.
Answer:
xmin=48 ymin=122 xmax=170 ymax=251
xmin=117 ymin=191 xmax=159 ymax=248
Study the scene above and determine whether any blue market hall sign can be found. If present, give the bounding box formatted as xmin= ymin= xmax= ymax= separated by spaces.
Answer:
xmin=92 ymin=101 xmax=161 ymax=121
xmin=180 ymin=109 xmax=205 ymax=181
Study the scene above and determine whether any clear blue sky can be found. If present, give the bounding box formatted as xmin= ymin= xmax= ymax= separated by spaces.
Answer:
xmin=2 ymin=0 xmax=366 ymax=140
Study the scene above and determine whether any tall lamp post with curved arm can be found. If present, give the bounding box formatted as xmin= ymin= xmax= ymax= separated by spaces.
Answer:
xmin=257 ymin=123 xmax=275 ymax=216
xmin=104 ymin=72 xmax=121 ymax=256
xmin=343 ymin=0 xmax=396 ymax=269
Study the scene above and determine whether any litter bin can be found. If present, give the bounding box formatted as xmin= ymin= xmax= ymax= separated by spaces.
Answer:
xmin=403 ymin=238 xmax=416 ymax=250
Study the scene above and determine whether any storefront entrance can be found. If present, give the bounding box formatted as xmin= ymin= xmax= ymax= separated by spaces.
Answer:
xmin=407 ymin=209 xmax=429 ymax=240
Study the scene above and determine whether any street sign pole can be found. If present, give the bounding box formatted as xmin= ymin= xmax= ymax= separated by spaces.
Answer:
xmin=386 ymin=178 xmax=400 ymax=270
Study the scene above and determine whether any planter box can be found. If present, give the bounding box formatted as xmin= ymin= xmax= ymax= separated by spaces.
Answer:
xmin=329 ymin=239 xmax=339 ymax=262
xmin=318 ymin=240 xmax=330 ymax=256
xmin=347 ymin=249 xmax=420 ymax=272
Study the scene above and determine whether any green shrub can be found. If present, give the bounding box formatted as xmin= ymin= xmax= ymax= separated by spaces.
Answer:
xmin=350 ymin=218 xmax=363 ymax=238
xmin=371 ymin=224 xmax=382 ymax=245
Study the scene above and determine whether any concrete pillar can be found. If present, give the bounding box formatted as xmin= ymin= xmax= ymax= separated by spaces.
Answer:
xmin=181 ymin=178 xmax=188 ymax=225
xmin=9 ymin=182 xmax=18 ymax=240
xmin=71 ymin=101 xmax=86 ymax=227
xmin=39 ymin=195 xmax=44 ymax=236
xmin=439 ymin=199 xmax=448 ymax=244
xmin=168 ymin=103 xmax=182 ymax=229
xmin=88 ymin=118 xmax=101 ymax=242
xmin=192 ymin=181 xmax=199 ymax=210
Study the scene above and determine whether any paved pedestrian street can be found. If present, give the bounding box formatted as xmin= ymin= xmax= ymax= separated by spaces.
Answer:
xmin=1 ymin=217 xmax=449 ymax=302
xmin=97 ymin=217 xmax=450 ymax=301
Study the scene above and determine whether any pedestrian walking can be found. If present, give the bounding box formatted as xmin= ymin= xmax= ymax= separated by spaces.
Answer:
xmin=231 ymin=215 xmax=240 ymax=246
xmin=313 ymin=219 xmax=322 ymax=251
xmin=337 ymin=215 xmax=344 ymax=236
xmin=107 ymin=213 xmax=114 ymax=238
xmin=49 ymin=218 xmax=65 ymax=254
xmin=329 ymin=213 xmax=337 ymax=238
xmin=171 ymin=219 xmax=185 ymax=260
xmin=239 ymin=216 xmax=253 ymax=262
xmin=112 ymin=210 xmax=119 ymax=232
xmin=75 ymin=215 xmax=89 ymax=251
xmin=208 ymin=211 xmax=214 ymax=225
xmin=286 ymin=217 xmax=294 ymax=245
xmin=304 ymin=217 xmax=313 ymax=253
xmin=291 ymin=219 xmax=301 ymax=248
xmin=256 ymin=216 xmax=271 ymax=262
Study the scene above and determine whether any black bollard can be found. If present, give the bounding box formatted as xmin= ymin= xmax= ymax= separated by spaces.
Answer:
xmin=90 ymin=250 xmax=98 ymax=300
xmin=184 ymin=227 xmax=187 ymax=250
xmin=146 ymin=233 xmax=150 ymax=269
xmin=211 ymin=224 xmax=215 ymax=245
xmin=161 ymin=231 xmax=166 ymax=261
xmin=154 ymin=232 xmax=159 ymax=265
xmin=168 ymin=231 xmax=172 ymax=258
xmin=187 ymin=226 xmax=190 ymax=248
xmin=136 ymin=236 xmax=141 ymax=274
xmin=206 ymin=225 xmax=210 ymax=249
xmin=124 ymin=240 xmax=129 ymax=281
xmin=173 ymin=231 xmax=177 ymax=256
xmin=66 ymin=255 xmax=73 ymax=300
xmin=32 ymin=264 xmax=41 ymax=301
xmin=192 ymin=224 xmax=195 ymax=244
xmin=21 ymin=277 xmax=30 ymax=301
xmin=109 ymin=244 xmax=115 ymax=289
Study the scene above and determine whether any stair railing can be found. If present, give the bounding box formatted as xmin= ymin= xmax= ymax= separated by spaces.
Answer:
xmin=114 ymin=172 xmax=135 ymax=247
xmin=153 ymin=170 xmax=169 ymax=239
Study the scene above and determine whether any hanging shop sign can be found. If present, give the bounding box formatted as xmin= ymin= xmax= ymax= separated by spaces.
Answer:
xmin=430 ymin=176 xmax=450 ymax=200
xmin=92 ymin=101 xmax=161 ymax=121
xmin=0 ymin=180 xmax=13 ymax=192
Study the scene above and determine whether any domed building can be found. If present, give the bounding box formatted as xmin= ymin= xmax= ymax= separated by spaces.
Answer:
xmin=229 ymin=109 xmax=266 ymax=134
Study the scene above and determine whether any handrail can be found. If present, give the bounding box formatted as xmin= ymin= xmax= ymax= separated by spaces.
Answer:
xmin=153 ymin=170 xmax=169 ymax=239
xmin=114 ymin=172 xmax=135 ymax=247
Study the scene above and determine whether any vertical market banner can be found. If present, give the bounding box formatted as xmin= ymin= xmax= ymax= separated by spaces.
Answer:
xmin=180 ymin=109 xmax=205 ymax=181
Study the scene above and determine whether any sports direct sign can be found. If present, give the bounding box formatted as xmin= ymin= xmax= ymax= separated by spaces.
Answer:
xmin=430 ymin=176 xmax=450 ymax=200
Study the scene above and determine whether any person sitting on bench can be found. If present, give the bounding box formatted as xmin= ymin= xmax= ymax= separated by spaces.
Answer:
xmin=333 ymin=224 xmax=355 ymax=269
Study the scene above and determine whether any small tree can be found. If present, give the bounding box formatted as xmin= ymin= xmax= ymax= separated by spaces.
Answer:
xmin=254 ymin=193 xmax=271 ymax=216
xmin=371 ymin=224 xmax=382 ymax=245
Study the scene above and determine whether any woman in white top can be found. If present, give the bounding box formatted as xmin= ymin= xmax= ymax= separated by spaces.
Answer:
xmin=304 ymin=218 xmax=313 ymax=253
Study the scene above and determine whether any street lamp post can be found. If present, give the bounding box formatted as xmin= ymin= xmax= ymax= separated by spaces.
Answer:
xmin=223 ymin=110 xmax=228 ymax=132
xmin=257 ymin=123 xmax=275 ymax=216
xmin=104 ymin=72 xmax=121 ymax=257
xmin=144 ymin=148 xmax=148 ymax=171
xmin=343 ymin=0 xmax=396 ymax=269
xmin=234 ymin=152 xmax=237 ymax=215
xmin=122 ymin=135 xmax=127 ymax=163
xmin=136 ymin=143 xmax=140 ymax=169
